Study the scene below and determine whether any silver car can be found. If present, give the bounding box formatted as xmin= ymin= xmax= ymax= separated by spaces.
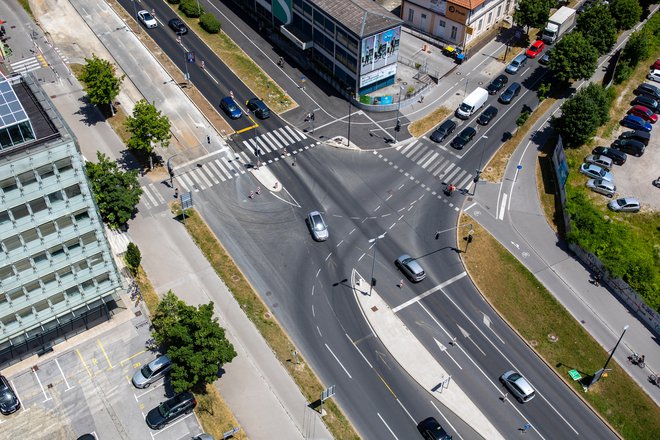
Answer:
xmin=307 ymin=211 xmax=329 ymax=241
xmin=395 ymin=254 xmax=426 ymax=282
xmin=579 ymin=163 xmax=613 ymax=182
xmin=132 ymin=354 xmax=172 ymax=388
xmin=608 ymin=197 xmax=640 ymax=212
xmin=137 ymin=10 xmax=157 ymax=29
xmin=505 ymin=53 xmax=527 ymax=74
xmin=500 ymin=370 xmax=536 ymax=403
xmin=586 ymin=179 xmax=616 ymax=198
xmin=584 ymin=154 xmax=613 ymax=171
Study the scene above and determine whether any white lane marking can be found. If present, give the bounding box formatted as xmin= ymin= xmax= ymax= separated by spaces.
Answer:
xmin=482 ymin=313 xmax=505 ymax=344
xmin=377 ymin=413 xmax=399 ymax=439
xmin=9 ymin=379 xmax=25 ymax=411
xmin=316 ymin=268 xmax=322 ymax=277
xmin=206 ymin=160 xmax=226 ymax=182
xmin=345 ymin=333 xmax=373 ymax=369
xmin=32 ymin=367 xmax=51 ymax=402
xmin=311 ymin=285 xmax=315 ymax=296
xmin=498 ymin=193 xmax=508 ymax=220
xmin=55 ymin=359 xmax=73 ymax=391
xmin=312 ymin=304 xmax=315 ymax=317
xmin=213 ymin=159 xmax=233 ymax=179
xmin=149 ymin=183 xmax=166 ymax=203
xmin=337 ymin=240 xmax=344 ymax=248
xmin=430 ymin=401 xmax=464 ymax=440
xmin=396 ymin=399 xmax=416 ymax=423
xmin=325 ymin=253 xmax=332 ymax=261
xmin=143 ymin=186 xmax=158 ymax=206
xmin=358 ymin=253 xmax=366 ymax=261
xmin=464 ymin=202 xmax=477 ymax=211
xmin=325 ymin=344 xmax=352 ymax=378
xmin=317 ymin=326 xmax=322 ymax=337
xmin=433 ymin=337 xmax=462 ymax=369
xmin=392 ymin=272 xmax=467 ymax=312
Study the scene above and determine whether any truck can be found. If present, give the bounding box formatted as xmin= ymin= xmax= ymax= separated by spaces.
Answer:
xmin=542 ymin=7 xmax=576 ymax=44
xmin=456 ymin=87 xmax=488 ymax=120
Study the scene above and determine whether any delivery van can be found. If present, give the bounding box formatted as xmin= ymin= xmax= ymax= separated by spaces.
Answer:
xmin=456 ymin=87 xmax=488 ymax=120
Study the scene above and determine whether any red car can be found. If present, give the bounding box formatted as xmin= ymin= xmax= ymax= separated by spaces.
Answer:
xmin=653 ymin=59 xmax=660 ymax=70
xmin=526 ymin=40 xmax=545 ymax=58
xmin=628 ymin=105 xmax=658 ymax=123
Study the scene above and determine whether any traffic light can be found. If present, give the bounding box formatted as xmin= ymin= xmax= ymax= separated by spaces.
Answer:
xmin=395 ymin=120 xmax=401 ymax=132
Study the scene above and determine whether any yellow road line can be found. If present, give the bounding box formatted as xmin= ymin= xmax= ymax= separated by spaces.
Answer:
xmin=119 ymin=350 xmax=147 ymax=366
xmin=76 ymin=349 xmax=93 ymax=378
xmin=235 ymin=123 xmax=259 ymax=134
xmin=97 ymin=339 xmax=113 ymax=369
xmin=376 ymin=371 xmax=397 ymax=399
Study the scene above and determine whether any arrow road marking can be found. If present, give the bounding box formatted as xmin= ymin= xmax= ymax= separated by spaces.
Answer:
xmin=482 ymin=313 xmax=505 ymax=344
xmin=457 ymin=324 xmax=486 ymax=356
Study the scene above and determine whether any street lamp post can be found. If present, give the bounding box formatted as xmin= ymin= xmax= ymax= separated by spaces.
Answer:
xmin=368 ymin=233 xmax=387 ymax=296
xmin=589 ymin=324 xmax=629 ymax=389
xmin=346 ymin=88 xmax=352 ymax=148
xmin=166 ymin=154 xmax=179 ymax=186
xmin=394 ymin=85 xmax=403 ymax=143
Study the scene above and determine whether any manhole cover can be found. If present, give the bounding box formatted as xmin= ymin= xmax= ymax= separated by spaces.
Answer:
xmin=231 ymin=275 xmax=240 ymax=282
xmin=264 ymin=312 xmax=271 ymax=319
xmin=548 ymin=333 xmax=558 ymax=343
xmin=371 ymin=306 xmax=379 ymax=312
xmin=529 ymin=340 xmax=539 ymax=346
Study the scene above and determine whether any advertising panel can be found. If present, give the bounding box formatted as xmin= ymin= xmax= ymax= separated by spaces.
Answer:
xmin=446 ymin=2 xmax=469 ymax=24
xmin=359 ymin=63 xmax=397 ymax=88
xmin=360 ymin=26 xmax=401 ymax=75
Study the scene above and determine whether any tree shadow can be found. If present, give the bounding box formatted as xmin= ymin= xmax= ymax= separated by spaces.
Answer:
xmin=75 ymin=95 xmax=106 ymax=126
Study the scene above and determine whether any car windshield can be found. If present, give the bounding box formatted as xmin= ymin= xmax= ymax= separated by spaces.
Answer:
xmin=142 ymin=12 xmax=154 ymax=20
xmin=140 ymin=363 xmax=154 ymax=378
xmin=0 ymin=390 xmax=14 ymax=404
xmin=312 ymin=216 xmax=325 ymax=231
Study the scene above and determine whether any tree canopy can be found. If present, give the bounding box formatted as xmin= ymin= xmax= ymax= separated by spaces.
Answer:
xmin=608 ymin=0 xmax=642 ymax=30
xmin=553 ymin=84 xmax=613 ymax=148
xmin=576 ymin=4 xmax=617 ymax=54
xmin=152 ymin=291 xmax=237 ymax=393
xmin=125 ymin=100 xmax=172 ymax=155
xmin=79 ymin=54 xmax=124 ymax=113
xmin=85 ymin=152 xmax=143 ymax=229
xmin=513 ymin=0 xmax=550 ymax=32
xmin=548 ymin=32 xmax=598 ymax=84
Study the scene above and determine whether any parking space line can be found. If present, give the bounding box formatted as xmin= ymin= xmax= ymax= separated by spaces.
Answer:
xmin=55 ymin=359 xmax=73 ymax=391
xmin=31 ymin=366 xmax=52 ymax=402
xmin=97 ymin=339 xmax=113 ymax=369
xmin=119 ymin=350 xmax=148 ymax=366
xmin=149 ymin=412 xmax=196 ymax=436
xmin=9 ymin=379 xmax=26 ymax=412
xmin=76 ymin=349 xmax=93 ymax=378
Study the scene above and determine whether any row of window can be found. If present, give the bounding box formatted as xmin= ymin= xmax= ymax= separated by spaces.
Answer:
xmin=0 ymin=120 xmax=36 ymax=150
xmin=292 ymin=0 xmax=358 ymax=55
xmin=0 ymin=184 xmax=83 ymax=227
xmin=1 ymin=210 xmax=90 ymax=255
xmin=0 ymin=157 xmax=74 ymax=195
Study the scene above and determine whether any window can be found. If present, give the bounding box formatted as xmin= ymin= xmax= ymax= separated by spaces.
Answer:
xmin=11 ymin=204 xmax=30 ymax=221
xmin=82 ymin=232 xmax=97 ymax=246
xmin=14 ymin=258 xmax=32 ymax=273
xmin=48 ymin=190 xmax=64 ymax=205
xmin=3 ymin=235 xmax=22 ymax=252
xmin=0 ymin=266 xmax=15 ymax=282
xmin=74 ymin=211 xmax=90 ymax=223
xmin=36 ymin=164 xmax=55 ymax=180
xmin=54 ymin=158 xmax=72 ymax=174
xmin=39 ymin=222 xmax=57 ymax=239
xmin=439 ymin=20 xmax=446 ymax=28
xmin=29 ymin=198 xmax=48 ymax=215
xmin=56 ymin=216 xmax=74 ymax=231
xmin=488 ymin=11 xmax=493 ymax=24
xmin=408 ymin=9 xmax=414 ymax=22
xmin=0 ymin=211 xmax=9 ymax=226
xmin=21 ymin=228 xmax=39 ymax=245
xmin=497 ymin=5 xmax=502 ymax=17
xmin=17 ymin=171 xmax=37 ymax=187
xmin=478 ymin=19 xmax=483 ymax=31
xmin=421 ymin=13 xmax=427 ymax=19
xmin=303 ymin=3 xmax=312 ymax=20
xmin=33 ymin=251 xmax=48 ymax=265
xmin=1 ymin=177 xmax=17 ymax=193
xmin=451 ymin=26 xmax=458 ymax=40
xmin=64 ymin=184 xmax=81 ymax=199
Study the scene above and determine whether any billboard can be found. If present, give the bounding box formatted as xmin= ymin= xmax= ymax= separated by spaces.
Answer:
xmin=360 ymin=26 xmax=401 ymax=75
xmin=359 ymin=63 xmax=397 ymax=88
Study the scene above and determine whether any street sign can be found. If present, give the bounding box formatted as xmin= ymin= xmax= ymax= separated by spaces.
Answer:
xmin=222 ymin=427 xmax=240 ymax=439
xmin=180 ymin=192 xmax=193 ymax=210
xmin=568 ymin=369 xmax=582 ymax=381
xmin=321 ymin=385 xmax=336 ymax=401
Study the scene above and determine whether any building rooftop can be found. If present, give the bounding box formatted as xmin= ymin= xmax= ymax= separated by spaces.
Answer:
xmin=309 ymin=0 xmax=402 ymax=37
xmin=450 ymin=0 xmax=485 ymax=9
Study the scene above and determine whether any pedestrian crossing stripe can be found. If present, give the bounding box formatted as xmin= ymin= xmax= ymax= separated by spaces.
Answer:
xmin=241 ymin=126 xmax=308 ymax=155
xmin=37 ymin=53 xmax=48 ymax=68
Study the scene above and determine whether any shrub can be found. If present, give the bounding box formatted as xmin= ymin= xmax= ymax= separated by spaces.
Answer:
xmin=167 ymin=0 xmax=181 ymax=4
xmin=199 ymin=13 xmax=221 ymax=34
xmin=125 ymin=242 xmax=142 ymax=274
xmin=516 ymin=110 xmax=530 ymax=126
xmin=537 ymin=82 xmax=551 ymax=101
xmin=179 ymin=0 xmax=204 ymax=17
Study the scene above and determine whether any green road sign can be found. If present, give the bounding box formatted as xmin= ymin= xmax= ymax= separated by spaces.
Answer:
xmin=568 ymin=369 xmax=582 ymax=381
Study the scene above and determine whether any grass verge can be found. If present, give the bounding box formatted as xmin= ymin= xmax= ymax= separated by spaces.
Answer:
xmin=133 ymin=266 xmax=246 ymax=439
xmin=408 ymin=106 xmax=451 ymax=138
xmin=460 ymin=214 xmax=660 ymax=440
xmin=171 ymin=203 xmax=358 ymax=439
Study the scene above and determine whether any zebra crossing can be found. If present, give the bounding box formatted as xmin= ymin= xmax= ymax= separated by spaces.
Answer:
xmin=395 ymin=140 xmax=475 ymax=190
xmin=241 ymin=125 xmax=314 ymax=159
xmin=10 ymin=53 xmax=49 ymax=74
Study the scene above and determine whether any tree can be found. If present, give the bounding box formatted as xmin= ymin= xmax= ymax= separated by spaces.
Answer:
xmin=125 ymin=242 xmax=142 ymax=274
xmin=85 ymin=152 xmax=143 ymax=228
xmin=548 ymin=32 xmax=598 ymax=84
xmin=621 ymin=29 xmax=650 ymax=66
xmin=553 ymin=84 xmax=611 ymax=148
xmin=152 ymin=292 xmax=237 ymax=393
xmin=576 ymin=5 xmax=617 ymax=54
xmin=513 ymin=0 xmax=550 ymax=32
xmin=79 ymin=54 xmax=124 ymax=116
xmin=125 ymin=100 xmax=172 ymax=155
xmin=608 ymin=0 xmax=642 ymax=30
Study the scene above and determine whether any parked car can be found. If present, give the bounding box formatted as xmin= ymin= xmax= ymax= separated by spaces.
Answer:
xmin=168 ymin=18 xmax=188 ymax=35
xmin=307 ymin=211 xmax=328 ymax=241
xmin=395 ymin=254 xmax=426 ymax=282
xmin=618 ymin=129 xmax=650 ymax=146
xmin=478 ymin=106 xmax=499 ymax=125
xmin=500 ymin=370 xmax=536 ymax=403
xmin=584 ymin=154 xmax=613 ymax=170
xmin=487 ymin=74 xmax=508 ymax=94
xmin=430 ymin=119 xmax=457 ymax=142
xmin=634 ymin=83 xmax=660 ymax=100
xmin=586 ymin=179 xmax=616 ymax=198
xmin=192 ymin=434 xmax=215 ymax=440
xmin=417 ymin=417 xmax=453 ymax=440
xmin=246 ymin=98 xmax=270 ymax=119
xmin=608 ymin=197 xmax=640 ymax=212
xmin=0 ymin=375 xmax=20 ymax=415
xmin=220 ymin=96 xmax=242 ymax=119
xmin=499 ymin=82 xmax=521 ymax=104
xmin=648 ymin=69 xmax=660 ymax=83
xmin=653 ymin=59 xmax=660 ymax=70
xmin=579 ymin=163 xmax=613 ymax=182
xmin=526 ymin=40 xmax=545 ymax=58
xmin=146 ymin=392 xmax=196 ymax=430
xmin=137 ymin=10 xmax=157 ymax=29
xmin=631 ymin=95 xmax=658 ymax=113
xmin=539 ymin=48 xmax=553 ymax=65
xmin=611 ymin=138 xmax=646 ymax=157
xmin=451 ymin=126 xmax=476 ymax=149
xmin=628 ymin=105 xmax=658 ymax=123
xmin=591 ymin=146 xmax=627 ymax=165
xmin=132 ymin=354 xmax=172 ymax=389
xmin=621 ymin=115 xmax=652 ymax=132
xmin=506 ymin=53 xmax=527 ymax=74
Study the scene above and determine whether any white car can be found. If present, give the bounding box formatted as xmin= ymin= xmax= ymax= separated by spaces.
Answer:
xmin=137 ymin=10 xmax=157 ymax=29
xmin=648 ymin=69 xmax=660 ymax=83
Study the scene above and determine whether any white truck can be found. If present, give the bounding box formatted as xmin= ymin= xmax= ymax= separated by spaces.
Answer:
xmin=542 ymin=7 xmax=576 ymax=44
xmin=456 ymin=87 xmax=488 ymax=120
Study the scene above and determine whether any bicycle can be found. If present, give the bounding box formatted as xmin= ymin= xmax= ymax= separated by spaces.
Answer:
xmin=145 ymin=338 xmax=158 ymax=352
xmin=628 ymin=352 xmax=645 ymax=369
xmin=649 ymin=374 xmax=659 ymax=387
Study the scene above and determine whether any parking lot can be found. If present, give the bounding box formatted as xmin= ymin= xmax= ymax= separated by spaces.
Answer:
xmin=0 ymin=315 xmax=204 ymax=440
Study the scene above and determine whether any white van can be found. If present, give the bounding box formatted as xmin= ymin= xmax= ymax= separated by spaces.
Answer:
xmin=456 ymin=87 xmax=488 ymax=120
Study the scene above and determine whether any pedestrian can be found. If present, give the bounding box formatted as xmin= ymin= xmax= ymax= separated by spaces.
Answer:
xmin=255 ymin=186 xmax=261 ymax=195
xmin=177 ymin=35 xmax=181 ymax=45
xmin=501 ymin=393 xmax=508 ymax=402
xmin=273 ymin=182 xmax=279 ymax=189
xmin=249 ymin=191 xmax=254 ymax=199
xmin=230 ymin=90 xmax=234 ymax=99
xmin=201 ymin=60 xmax=205 ymax=69
xmin=397 ymin=279 xmax=404 ymax=288
xmin=151 ymin=8 xmax=155 ymax=17
xmin=174 ymin=187 xmax=179 ymax=199
xmin=521 ymin=423 xmax=532 ymax=433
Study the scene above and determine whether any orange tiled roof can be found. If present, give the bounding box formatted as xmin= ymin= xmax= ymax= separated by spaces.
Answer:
xmin=449 ymin=0 xmax=485 ymax=10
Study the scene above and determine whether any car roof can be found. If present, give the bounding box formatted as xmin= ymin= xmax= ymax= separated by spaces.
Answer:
xmin=149 ymin=354 xmax=171 ymax=368
xmin=461 ymin=126 xmax=476 ymax=135
xmin=439 ymin=119 xmax=456 ymax=129
xmin=484 ymin=106 xmax=498 ymax=114
xmin=249 ymin=98 xmax=267 ymax=107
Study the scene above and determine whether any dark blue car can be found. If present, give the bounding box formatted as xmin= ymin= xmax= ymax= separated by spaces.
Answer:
xmin=621 ymin=115 xmax=652 ymax=132
xmin=220 ymin=97 xmax=242 ymax=119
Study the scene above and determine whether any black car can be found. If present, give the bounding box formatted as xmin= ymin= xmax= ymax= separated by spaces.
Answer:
xmin=146 ymin=392 xmax=196 ymax=429
xmin=635 ymin=83 xmax=660 ymax=100
xmin=246 ymin=98 xmax=270 ymax=119
xmin=430 ymin=119 xmax=457 ymax=142
xmin=0 ymin=375 xmax=20 ymax=415
xmin=611 ymin=139 xmax=645 ymax=157
xmin=451 ymin=126 xmax=476 ymax=150
xmin=487 ymin=74 xmax=508 ymax=95
xmin=539 ymin=48 xmax=552 ymax=65
xmin=631 ymin=95 xmax=659 ymax=113
xmin=478 ymin=106 xmax=498 ymax=125
xmin=591 ymin=146 xmax=627 ymax=165
xmin=417 ymin=417 xmax=452 ymax=440
xmin=499 ymin=82 xmax=521 ymax=104
xmin=618 ymin=129 xmax=650 ymax=146
xmin=168 ymin=18 xmax=188 ymax=35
